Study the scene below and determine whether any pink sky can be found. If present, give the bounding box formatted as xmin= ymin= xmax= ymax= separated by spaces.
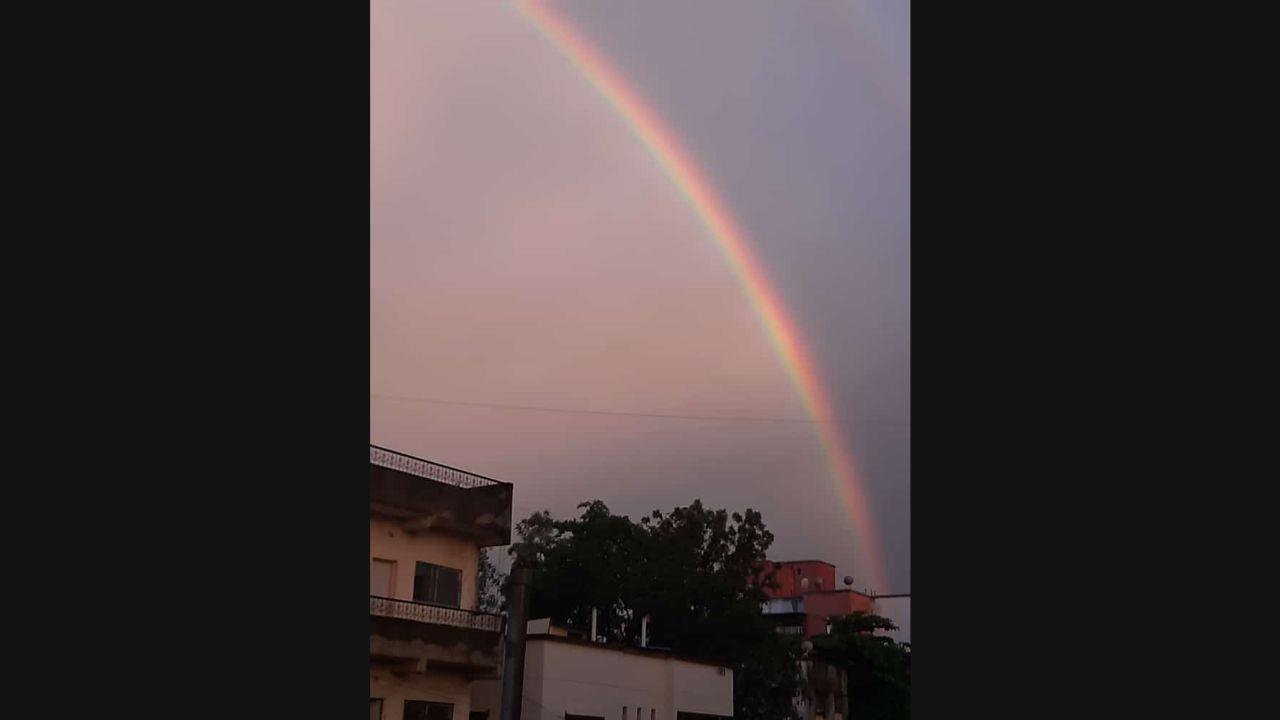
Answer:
xmin=371 ymin=0 xmax=909 ymax=598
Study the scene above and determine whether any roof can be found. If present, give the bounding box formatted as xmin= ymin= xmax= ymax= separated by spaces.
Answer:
xmin=525 ymin=633 xmax=731 ymax=669
xmin=369 ymin=445 xmax=510 ymax=489
xmin=770 ymin=589 xmax=876 ymax=600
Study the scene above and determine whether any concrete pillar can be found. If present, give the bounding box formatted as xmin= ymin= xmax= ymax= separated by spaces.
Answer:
xmin=499 ymin=561 xmax=532 ymax=720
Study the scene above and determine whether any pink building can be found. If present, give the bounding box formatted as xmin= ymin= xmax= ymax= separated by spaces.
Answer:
xmin=758 ymin=560 xmax=876 ymax=638
xmin=756 ymin=560 xmax=879 ymax=720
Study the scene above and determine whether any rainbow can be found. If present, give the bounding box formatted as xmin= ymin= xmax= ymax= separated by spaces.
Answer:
xmin=512 ymin=0 xmax=889 ymax=592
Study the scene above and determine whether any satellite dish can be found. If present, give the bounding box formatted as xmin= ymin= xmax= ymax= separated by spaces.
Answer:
xmin=843 ymin=576 xmax=854 ymax=587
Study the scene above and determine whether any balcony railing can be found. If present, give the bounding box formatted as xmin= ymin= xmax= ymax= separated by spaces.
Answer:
xmin=370 ymin=445 xmax=507 ymax=490
xmin=763 ymin=597 xmax=805 ymax=615
xmin=370 ymin=595 xmax=504 ymax=632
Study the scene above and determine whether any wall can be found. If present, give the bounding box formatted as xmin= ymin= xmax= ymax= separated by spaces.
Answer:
xmin=371 ymin=514 xmax=480 ymax=610
xmin=801 ymin=591 xmax=875 ymax=637
xmin=373 ymin=661 xmax=473 ymax=720
xmin=470 ymin=677 xmax=501 ymax=718
xmin=762 ymin=561 xmax=837 ymax=597
xmin=522 ymin=638 xmax=732 ymax=720
xmin=668 ymin=660 xmax=733 ymax=717
xmin=369 ymin=462 xmax=513 ymax=546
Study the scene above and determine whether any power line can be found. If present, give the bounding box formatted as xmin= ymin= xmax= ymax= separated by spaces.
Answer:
xmin=371 ymin=392 xmax=910 ymax=428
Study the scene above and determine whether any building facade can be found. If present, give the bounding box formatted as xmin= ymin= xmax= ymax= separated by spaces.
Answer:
xmin=758 ymin=560 xmax=880 ymax=720
xmin=370 ymin=446 xmax=514 ymax=720
xmin=472 ymin=620 xmax=734 ymax=720
xmin=759 ymin=561 xmax=876 ymax=638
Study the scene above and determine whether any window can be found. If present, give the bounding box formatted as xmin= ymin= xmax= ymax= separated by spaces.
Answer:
xmin=404 ymin=701 xmax=453 ymax=720
xmin=414 ymin=562 xmax=462 ymax=607
xmin=372 ymin=699 xmax=384 ymax=720
xmin=371 ymin=559 xmax=396 ymax=597
xmin=565 ymin=715 xmax=603 ymax=720
xmin=469 ymin=712 xmax=489 ymax=720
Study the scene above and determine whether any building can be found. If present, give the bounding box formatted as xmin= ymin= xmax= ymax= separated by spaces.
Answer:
xmin=757 ymin=560 xmax=879 ymax=720
xmin=472 ymin=619 xmax=734 ymax=720
xmin=370 ymin=445 xmax=514 ymax=720
xmin=795 ymin=657 xmax=847 ymax=720
xmin=758 ymin=560 xmax=876 ymax=638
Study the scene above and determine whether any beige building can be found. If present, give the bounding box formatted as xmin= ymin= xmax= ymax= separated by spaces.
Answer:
xmin=472 ymin=619 xmax=734 ymax=720
xmin=370 ymin=446 xmax=513 ymax=720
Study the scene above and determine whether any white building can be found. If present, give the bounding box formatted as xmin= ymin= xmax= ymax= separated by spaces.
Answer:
xmin=472 ymin=619 xmax=734 ymax=720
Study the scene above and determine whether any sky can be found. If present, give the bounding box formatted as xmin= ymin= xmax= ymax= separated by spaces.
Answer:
xmin=371 ymin=0 xmax=909 ymax=627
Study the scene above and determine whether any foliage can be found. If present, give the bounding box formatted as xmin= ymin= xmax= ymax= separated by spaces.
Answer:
xmin=476 ymin=548 xmax=505 ymax=613
xmin=809 ymin=613 xmax=910 ymax=720
xmin=512 ymin=500 xmax=800 ymax=720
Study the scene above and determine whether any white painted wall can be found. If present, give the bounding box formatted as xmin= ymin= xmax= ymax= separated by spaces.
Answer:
xmin=520 ymin=638 xmax=732 ymax=720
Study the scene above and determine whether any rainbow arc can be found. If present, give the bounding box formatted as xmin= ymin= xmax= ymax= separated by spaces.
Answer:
xmin=512 ymin=0 xmax=889 ymax=591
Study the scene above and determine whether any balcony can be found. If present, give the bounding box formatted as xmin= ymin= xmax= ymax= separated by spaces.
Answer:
xmin=370 ymin=596 xmax=505 ymax=676
xmin=371 ymin=596 xmax=503 ymax=631
xmin=370 ymin=446 xmax=505 ymax=490
xmin=763 ymin=596 xmax=806 ymax=615
xmin=370 ymin=446 xmax=513 ymax=547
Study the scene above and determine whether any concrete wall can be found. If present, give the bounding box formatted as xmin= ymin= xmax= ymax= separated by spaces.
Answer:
xmin=470 ymin=677 xmax=501 ymax=718
xmin=370 ymin=462 xmax=513 ymax=546
xmin=373 ymin=661 xmax=474 ymax=720
xmin=371 ymin=514 xmax=480 ymax=610
xmin=669 ymin=660 xmax=734 ymax=717
xmin=801 ymin=591 xmax=875 ymax=637
xmin=762 ymin=561 xmax=837 ymax=597
xmin=521 ymin=638 xmax=732 ymax=720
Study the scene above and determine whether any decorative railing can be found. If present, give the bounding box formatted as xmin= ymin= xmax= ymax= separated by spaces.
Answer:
xmin=370 ymin=595 xmax=504 ymax=632
xmin=370 ymin=445 xmax=506 ymax=489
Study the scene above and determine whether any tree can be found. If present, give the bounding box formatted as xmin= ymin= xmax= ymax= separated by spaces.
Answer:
xmin=476 ymin=548 xmax=505 ymax=613
xmin=511 ymin=500 xmax=800 ymax=720
xmin=808 ymin=613 xmax=910 ymax=720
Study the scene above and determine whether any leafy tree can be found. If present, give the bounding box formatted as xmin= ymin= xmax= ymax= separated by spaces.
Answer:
xmin=476 ymin=548 xmax=505 ymax=613
xmin=809 ymin=613 xmax=910 ymax=720
xmin=511 ymin=500 xmax=800 ymax=720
